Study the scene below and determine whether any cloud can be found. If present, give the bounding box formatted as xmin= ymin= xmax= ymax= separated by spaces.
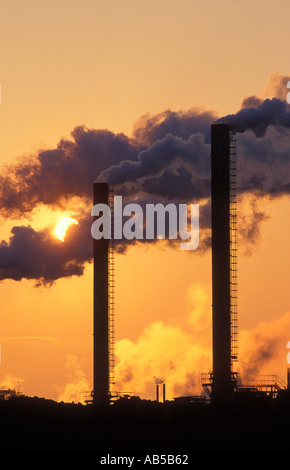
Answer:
xmin=238 ymin=311 xmax=290 ymax=383
xmin=0 ymin=72 xmax=289 ymax=283
xmin=238 ymin=196 xmax=270 ymax=256
xmin=0 ymin=127 xmax=140 ymax=218
xmin=114 ymin=282 xmax=212 ymax=400
xmin=114 ymin=321 xmax=211 ymax=400
xmin=98 ymin=133 xmax=210 ymax=189
xmin=0 ymin=373 xmax=24 ymax=391
xmin=114 ymin=305 xmax=290 ymax=400
xmin=240 ymin=72 xmax=290 ymax=109
xmin=57 ymin=354 xmax=90 ymax=404
xmin=132 ymin=107 xmax=217 ymax=146
xmin=2 ymin=76 xmax=289 ymax=220
xmin=217 ymin=97 xmax=290 ymax=137
xmin=237 ymin=126 xmax=290 ymax=198
xmin=241 ymin=95 xmax=263 ymax=109
xmin=0 ymin=213 xmax=92 ymax=285
xmin=187 ymin=282 xmax=211 ymax=332
xmin=262 ymin=72 xmax=290 ymax=101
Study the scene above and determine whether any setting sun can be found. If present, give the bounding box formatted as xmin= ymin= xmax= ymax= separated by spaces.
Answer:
xmin=55 ymin=217 xmax=78 ymax=242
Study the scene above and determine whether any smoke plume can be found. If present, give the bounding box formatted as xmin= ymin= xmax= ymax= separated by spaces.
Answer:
xmin=0 ymin=72 xmax=289 ymax=283
xmin=217 ymin=98 xmax=290 ymax=137
xmin=0 ymin=213 xmax=92 ymax=285
xmin=238 ymin=310 xmax=290 ymax=382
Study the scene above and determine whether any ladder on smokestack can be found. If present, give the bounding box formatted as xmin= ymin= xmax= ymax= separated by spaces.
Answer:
xmin=229 ymin=130 xmax=238 ymax=366
xmin=108 ymin=188 xmax=115 ymax=393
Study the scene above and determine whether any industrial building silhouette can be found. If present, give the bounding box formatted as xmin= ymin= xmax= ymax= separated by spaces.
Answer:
xmin=91 ymin=123 xmax=287 ymax=405
xmin=1 ymin=123 xmax=290 ymax=451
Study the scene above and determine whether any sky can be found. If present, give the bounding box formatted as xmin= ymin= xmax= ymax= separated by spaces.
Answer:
xmin=0 ymin=0 xmax=290 ymax=402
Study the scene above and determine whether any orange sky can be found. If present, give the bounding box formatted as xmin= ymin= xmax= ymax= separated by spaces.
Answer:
xmin=0 ymin=0 xmax=290 ymax=402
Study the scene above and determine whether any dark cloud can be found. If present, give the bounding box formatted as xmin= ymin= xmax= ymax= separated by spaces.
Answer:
xmin=132 ymin=107 xmax=217 ymax=146
xmin=217 ymin=97 xmax=290 ymax=136
xmin=238 ymin=199 xmax=270 ymax=256
xmin=0 ymin=214 xmax=92 ymax=285
xmin=0 ymin=74 xmax=289 ymax=283
xmin=98 ymin=133 xmax=210 ymax=189
xmin=0 ymin=127 xmax=140 ymax=218
xmin=237 ymin=126 xmax=290 ymax=197
xmin=240 ymin=96 xmax=263 ymax=109
xmin=141 ymin=167 xmax=210 ymax=202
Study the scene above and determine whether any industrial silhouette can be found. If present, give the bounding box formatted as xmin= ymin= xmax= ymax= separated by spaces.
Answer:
xmin=91 ymin=123 xmax=286 ymax=406
xmin=1 ymin=123 xmax=290 ymax=451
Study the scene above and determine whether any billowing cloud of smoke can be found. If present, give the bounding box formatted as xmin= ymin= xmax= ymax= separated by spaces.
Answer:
xmin=240 ymin=72 xmax=290 ymax=111
xmin=112 ymin=279 xmax=290 ymax=398
xmin=114 ymin=281 xmax=290 ymax=398
xmin=238 ymin=310 xmax=290 ymax=383
xmin=0 ymin=373 xmax=24 ymax=391
xmin=0 ymin=127 xmax=140 ymax=218
xmin=0 ymin=213 xmax=92 ymax=285
xmin=114 ymin=282 xmax=212 ymax=399
xmin=114 ymin=311 xmax=290 ymax=399
xmin=237 ymin=126 xmax=290 ymax=197
xmin=97 ymin=132 xmax=210 ymax=189
xmin=219 ymin=73 xmax=290 ymax=135
xmin=262 ymin=72 xmax=290 ymax=102
xmin=0 ymin=72 xmax=289 ymax=283
xmin=238 ymin=197 xmax=270 ymax=256
xmin=132 ymin=107 xmax=217 ymax=146
xmin=217 ymin=97 xmax=290 ymax=137
xmin=57 ymin=354 xmax=91 ymax=404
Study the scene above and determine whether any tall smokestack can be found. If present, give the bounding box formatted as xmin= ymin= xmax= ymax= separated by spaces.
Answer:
xmin=211 ymin=124 xmax=233 ymax=403
xmin=93 ymin=182 xmax=110 ymax=405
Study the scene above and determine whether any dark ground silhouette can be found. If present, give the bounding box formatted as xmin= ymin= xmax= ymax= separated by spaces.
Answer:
xmin=1 ymin=391 xmax=290 ymax=451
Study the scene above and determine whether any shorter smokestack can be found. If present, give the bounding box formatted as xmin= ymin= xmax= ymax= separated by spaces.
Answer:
xmin=163 ymin=383 xmax=166 ymax=402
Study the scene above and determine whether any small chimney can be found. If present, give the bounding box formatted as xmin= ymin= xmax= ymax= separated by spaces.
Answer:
xmin=156 ymin=384 xmax=159 ymax=402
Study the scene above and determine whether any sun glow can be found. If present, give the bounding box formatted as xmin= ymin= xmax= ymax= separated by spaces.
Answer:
xmin=55 ymin=217 xmax=78 ymax=242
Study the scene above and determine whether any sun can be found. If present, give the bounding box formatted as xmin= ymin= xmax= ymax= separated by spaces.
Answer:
xmin=55 ymin=217 xmax=78 ymax=242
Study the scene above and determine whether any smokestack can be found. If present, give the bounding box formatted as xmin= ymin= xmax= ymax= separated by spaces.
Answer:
xmin=211 ymin=124 xmax=233 ymax=403
xmin=156 ymin=384 xmax=159 ymax=402
xmin=93 ymin=182 xmax=110 ymax=405
xmin=163 ymin=383 xmax=166 ymax=402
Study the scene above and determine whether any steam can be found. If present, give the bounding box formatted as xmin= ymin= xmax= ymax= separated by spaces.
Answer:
xmin=0 ymin=72 xmax=289 ymax=283
xmin=57 ymin=354 xmax=90 ymax=404
xmin=0 ymin=127 xmax=140 ymax=218
xmin=114 ymin=282 xmax=212 ymax=399
xmin=217 ymin=98 xmax=290 ymax=137
xmin=238 ymin=310 xmax=290 ymax=382
xmin=113 ymin=281 xmax=290 ymax=399
xmin=0 ymin=214 xmax=92 ymax=285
